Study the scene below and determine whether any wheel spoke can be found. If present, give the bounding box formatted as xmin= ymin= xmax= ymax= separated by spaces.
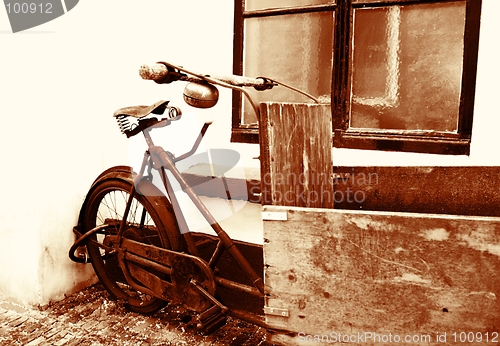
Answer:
xmin=83 ymin=179 xmax=172 ymax=313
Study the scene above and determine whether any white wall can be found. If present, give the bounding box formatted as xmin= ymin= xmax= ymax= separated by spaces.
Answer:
xmin=0 ymin=0 xmax=236 ymax=307
xmin=0 ymin=0 xmax=498 ymax=307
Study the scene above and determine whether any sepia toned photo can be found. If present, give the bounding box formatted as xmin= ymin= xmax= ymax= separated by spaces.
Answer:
xmin=0 ymin=1 xmax=498 ymax=345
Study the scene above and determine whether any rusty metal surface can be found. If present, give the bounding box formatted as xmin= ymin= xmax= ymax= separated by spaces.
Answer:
xmin=120 ymin=238 xmax=217 ymax=312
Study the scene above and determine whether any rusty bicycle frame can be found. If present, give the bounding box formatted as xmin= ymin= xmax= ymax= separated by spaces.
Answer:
xmin=69 ymin=61 xmax=319 ymax=332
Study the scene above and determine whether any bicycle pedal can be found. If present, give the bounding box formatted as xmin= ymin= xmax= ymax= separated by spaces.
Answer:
xmin=196 ymin=305 xmax=227 ymax=334
xmin=201 ymin=314 xmax=226 ymax=334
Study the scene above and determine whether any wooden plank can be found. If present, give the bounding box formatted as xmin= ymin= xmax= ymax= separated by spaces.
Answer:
xmin=263 ymin=205 xmax=500 ymax=345
xmin=259 ymin=102 xmax=333 ymax=208
xmin=333 ymin=166 xmax=500 ymax=216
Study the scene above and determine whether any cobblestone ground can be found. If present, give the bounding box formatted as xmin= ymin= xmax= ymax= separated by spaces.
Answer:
xmin=0 ymin=283 xmax=274 ymax=346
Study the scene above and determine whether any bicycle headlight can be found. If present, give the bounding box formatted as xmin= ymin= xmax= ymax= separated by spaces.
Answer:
xmin=183 ymin=82 xmax=219 ymax=109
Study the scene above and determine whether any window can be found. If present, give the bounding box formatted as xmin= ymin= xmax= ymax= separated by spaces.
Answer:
xmin=232 ymin=0 xmax=482 ymax=155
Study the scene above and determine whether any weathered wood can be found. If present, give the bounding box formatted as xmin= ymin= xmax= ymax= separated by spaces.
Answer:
xmin=263 ymin=205 xmax=500 ymax=345
xmin=333 ymin=166 xmax=500 ymax=217
xmin=259 ymin=102 xmax=333 ymax=208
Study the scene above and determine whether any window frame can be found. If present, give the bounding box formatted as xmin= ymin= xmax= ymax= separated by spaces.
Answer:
xmin=232 ymin=0 xmax=482 ymax=155
xmin=231 ymin=2 xmax=338 ymax=144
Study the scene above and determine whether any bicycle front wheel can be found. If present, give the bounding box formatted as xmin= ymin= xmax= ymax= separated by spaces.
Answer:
xmin=83 ymin=177 xmax=177 ymax=314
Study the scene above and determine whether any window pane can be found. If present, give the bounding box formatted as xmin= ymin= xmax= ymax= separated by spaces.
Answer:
xmin=349 ymin=2 xmax=466 ymax=132
xmin=246 ymin=0 xmax=335 ymax=11
xmin=243 ymin=11 xmax=334 ymax=124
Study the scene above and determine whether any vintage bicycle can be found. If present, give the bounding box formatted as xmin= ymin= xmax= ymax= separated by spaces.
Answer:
xmin=69 ymin=61 xmax=319 ymax=333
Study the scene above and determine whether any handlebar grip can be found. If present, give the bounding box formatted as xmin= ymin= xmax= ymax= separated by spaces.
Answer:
xmin=139 ymin=63 xmax=271 ymax=89
xmin=139 ymin=64 xmax=188 ymax=84
xmin=139 ymin=64 xmax=170 ymax=82
xmin=211 ymin=74 xmax=268 ymax=88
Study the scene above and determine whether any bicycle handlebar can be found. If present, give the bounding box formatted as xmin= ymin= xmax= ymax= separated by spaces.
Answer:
xmin=139 ymin=61 xmax=320 ymax=105
xmin=139 ymin=62 xmax=273 ymax=90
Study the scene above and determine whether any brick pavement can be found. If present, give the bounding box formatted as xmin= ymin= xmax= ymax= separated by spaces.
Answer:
xmin=0 ymin=284 xmax=274 ymax=346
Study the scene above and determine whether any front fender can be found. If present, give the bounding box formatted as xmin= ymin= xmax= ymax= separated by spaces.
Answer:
xmin=74 ymin=166 xmax=184 ymax=252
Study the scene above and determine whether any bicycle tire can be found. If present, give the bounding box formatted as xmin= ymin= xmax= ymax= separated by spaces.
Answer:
xmin=82 ymin=175 xmax=179 ymax=314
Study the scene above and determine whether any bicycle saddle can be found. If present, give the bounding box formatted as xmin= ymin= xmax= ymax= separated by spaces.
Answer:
xmin=113 ymin=100 xmax=170 ymax=119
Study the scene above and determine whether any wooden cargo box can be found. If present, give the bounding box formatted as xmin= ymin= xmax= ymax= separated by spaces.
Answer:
xmin=262 ymin=206 xmax=500 ymax=345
